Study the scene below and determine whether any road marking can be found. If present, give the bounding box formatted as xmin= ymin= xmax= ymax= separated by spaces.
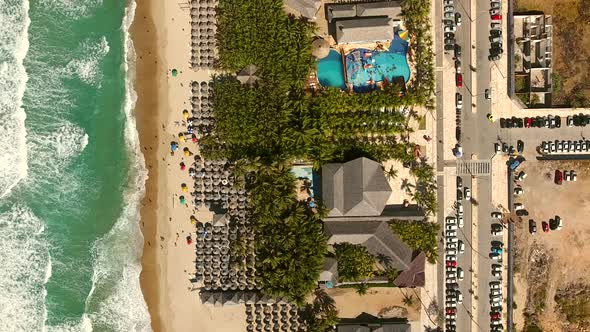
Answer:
xmin=456 ymin=160 xmax=491 ymax=176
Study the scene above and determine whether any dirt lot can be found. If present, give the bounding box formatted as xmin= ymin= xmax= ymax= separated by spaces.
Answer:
xmin=512 ymin=159 xmax=590 ymax=331
xmin=515 ymin=0 xmax=590 ymax=106
xmin=325 ymin=287 xmax=421 ymax=321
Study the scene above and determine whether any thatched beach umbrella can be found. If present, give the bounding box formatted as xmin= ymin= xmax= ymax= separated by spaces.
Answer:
xmin=312 ymin=37 xmax=330 ymax=59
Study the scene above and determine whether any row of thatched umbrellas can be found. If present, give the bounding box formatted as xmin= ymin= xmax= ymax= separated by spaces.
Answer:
xmin=190 ymin=4 xmax=217 ymax=69
xmin=245 ymin=303 xmax=303 ymax=332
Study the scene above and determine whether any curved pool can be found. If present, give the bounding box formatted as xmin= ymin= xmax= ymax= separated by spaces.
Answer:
xmin=316 ymin=50 xmax=346 ymax=90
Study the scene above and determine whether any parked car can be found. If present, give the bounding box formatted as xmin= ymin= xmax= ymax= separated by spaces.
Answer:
xmin=514 ymin=203 xmax=525 ymax=210
xmin=491 ymin=211 xmax=502 ymax=219
xmin=529 ymin=220 xmax=537 ymax=234
xmin=457 ymin=189 xmax=463 ymax=201
xmin=491 ymin=1 xmax=501 ymax=8
xmin=489 ymin=35 xmax=501 ymax=43
xmin=446 ymin=223 xmax=458 ymax=231
xmin=445 ymin=25 xmax=457 ymax=33
xmin=514 ymin=187 xmax=524 ymax=195
xmin=555 ymin=170 xmax=563 ymax=185
xmin=455 ymin=12 xmax=462 ymax=26
xmin=446 ymin=260 xmax=457 ymax=267
xmin=457 ymin=267 xmax=464 ymax=280
xmin=444 ymin=5 xmax=455 ymax=12
xmin=464 ymin=187 xmax=471 ymax=200
xmin=567 ymin=115 xmax=574 ymax=127
xmin=456 ymin=92 xmax=463 ymax=108
xmin=491 ymin=14 xmax=502 ymax=20
xmin=542 ymin=221 xmax=550 ymax=233
xmin=495 ymin=142 xmax=501 ymax=154
xmin=446 ymin=229 xmax=458 ymax=237
xmin=489 ymin=54 xmax=501 ymax=61
xmin=458 ymin=240 xmax=465 ymax=254
xmin=491 ymin=223 xmax=503 ymax=236
xmin=456 ymin=73 xmax=463 ymax=87
xmin=454 ymin=44 xmax=462 ymax=58
xmin=517 ymin=140 xmax=524 ymax=153
xmin=491 ymin=22 xmax=501 ymax=29
xmin=556 ymin=216 xmax=563 ymax=230
xmin=458 ymin=216 xmax=464 ymax=228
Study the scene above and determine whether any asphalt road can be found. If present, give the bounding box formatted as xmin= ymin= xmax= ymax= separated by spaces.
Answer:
xmin=442 ymin=0 xmax=508 ymax=330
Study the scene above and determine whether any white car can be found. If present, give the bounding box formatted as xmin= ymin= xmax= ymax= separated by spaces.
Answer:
xmin=492 ymin=229 xmax=503 ymax=236
xmin=464 ymin=187 xmax=471 ymax=200
xmin=446 ymin=223 xmax=458 ymax=231
xmin=514 ymin=187 xmax=524 ymax=195
xmin=448 ymin=236 xmax=458 ymax=243
xmin=490 ymin=282 xmax=501 ymax=290
xmin=446 ymin=248 xmax=458 ymax=256
xmin=446 ymin=230 xmax=457 ymax=237
xmin=457 ymin=291 xmax=463 ymax=304
xmin=447 ymin=271 xmax=457 ymax=278
xmin=444 ymin=25 xmax=457 ymax=33
xmin=491 ymin=212 xmax=502 ymax=219
xmin=458 ymin=216 xmax=464 ymax=228
xmin=491 ymin=290 xmax=502 ymax=296
xmin=446 ymin=216 xmax=457 ymax=225
xmin=457 ymin=203 xmax=464 ymax=216
xmin=458 ymin=240 xmax=465 ymax=254
xmin=447 ymin=242 xmax=458 ymax=250
xmin=446 ymin=301 xmax=457 ymax=308
xmin=514 ymin=203 xmax=525 ymax=210
xmin=446 ymin=277 xmax=457 ymax=285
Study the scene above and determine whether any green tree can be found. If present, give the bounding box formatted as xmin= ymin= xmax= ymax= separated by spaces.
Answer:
xmin=355 ymin=283 xmax=369 ymax=296
xmin=390 ymin=220 xmax=440 ymax=263
xmin=334 ymin=243 xmax=376 ymax=282
xmin=301 ymin=289 xmax=340 ymax=332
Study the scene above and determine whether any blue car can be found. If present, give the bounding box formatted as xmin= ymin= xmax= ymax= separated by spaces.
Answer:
xmin=509 ymin=159 xmax=521 ymax=170
xmin=491 ymin=247 xmax=503 ymax=255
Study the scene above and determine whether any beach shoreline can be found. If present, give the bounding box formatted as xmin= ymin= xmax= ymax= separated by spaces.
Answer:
xmin=132 ymin=1 xmax=247 ymax=331
xmin=131 ymin=0 xmax=163 ymax=330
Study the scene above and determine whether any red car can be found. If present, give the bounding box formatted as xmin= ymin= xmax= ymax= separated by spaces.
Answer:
xmin=525 ymin=117 xmax=532 ymax=128
xmin=446 ymin=308 xmax=456 ymax=315
xmin=491 ymin=14 xmax=502 ymax=20
xmin=490 ymin=312 xmax=501 ymax=320
xmin=542 ymin=221 xmax=550 ymax=233
xmin=555 ymin=170 xmax=563 ymax=185
xmin=456 ymin=73 xmax=463 ymax=87
xmin=446 ymin=260 xmax=457 ymax=267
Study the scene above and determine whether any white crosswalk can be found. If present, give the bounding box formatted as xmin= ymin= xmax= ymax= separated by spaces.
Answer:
xmin=456 ymin=160 xmax=491 ymax=176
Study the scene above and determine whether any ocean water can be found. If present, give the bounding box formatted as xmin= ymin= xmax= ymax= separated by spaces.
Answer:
xmin=0 ymin=0 xmax=151 ymax=331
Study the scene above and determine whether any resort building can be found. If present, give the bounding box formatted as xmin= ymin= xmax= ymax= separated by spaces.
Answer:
xmin=513 ymin=13 xmax=553 ymax=107
xmin=319 ymin=157 xmax=426 ymax=288
xmin=325 ymin=1 xmax=403 ymax=44
xmin=336 ymin=313 xmax=412 ymax=332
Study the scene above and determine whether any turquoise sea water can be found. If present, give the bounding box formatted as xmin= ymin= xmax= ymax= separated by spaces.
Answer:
xmin=0 ymin=0 xmax=150 ymax=331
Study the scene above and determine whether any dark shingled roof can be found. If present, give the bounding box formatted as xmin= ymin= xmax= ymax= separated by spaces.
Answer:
xmin=325 ymin=220 xmax=413 ymax=271
xmin=322 ymin=157 xmax=392 ymax=217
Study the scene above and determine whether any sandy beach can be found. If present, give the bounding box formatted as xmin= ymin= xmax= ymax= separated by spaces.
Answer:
xmin=132 ymin=0 xmax=246 ymax=331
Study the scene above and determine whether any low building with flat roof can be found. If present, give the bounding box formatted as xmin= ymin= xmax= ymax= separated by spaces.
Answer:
xmin=335 ymin=17 xmax=394 ymax=44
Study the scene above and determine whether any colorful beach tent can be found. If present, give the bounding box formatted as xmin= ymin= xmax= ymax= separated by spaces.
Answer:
xmin=190 ymin=215 xmax=198 ymax=225
xmin=192 ymin=134 xmax=198 ymax=143
xmin=170 ymin=142 xmax=178 ymax=152
xmin=172 ymin=69 xmax=178 ymax=77
xmin=181 ymin=183 xmax=188 ymax=193
xmin=179 ymin=195 xmax=185 ymax=204
xmin=179 ymin=133 xmax=185 ymax=142
xmin=398 ymin=30 xmax=409 ymax=41
xmin=182 ymin=110 xmax=190 ymax=119
xmin=180 ymin=162 xmax=186 ymax=171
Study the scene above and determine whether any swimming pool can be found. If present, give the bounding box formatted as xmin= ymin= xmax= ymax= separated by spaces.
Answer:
xmin=316 ymin=50 xmax=346 ymax=90
xmin=316 ymin=35 xmax=410 ymax=91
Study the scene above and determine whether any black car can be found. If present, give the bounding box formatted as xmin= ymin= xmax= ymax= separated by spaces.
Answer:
xmin=445 ymin=32 xmax=455 ymax=39
xmin=502 ymin=143 xmax=509 ymax=153
xmin=555 ymin=116 xmax=562 ymax=128
xmin=456 ymin=127 xmax=462 ymax=141
xmin=454 ymin=44 xmax=462 ymax=58
xmin=516 ymin=209 xmax=529 ymax=216
xmin=490 ymin=29 xmax=502 ymax=37
xmin=499 ymin=118 xmax=506 ymax=128
xmin=444 ymin=44 xmax=455 ymax=52
xmin=488 ymin=54 xmax=501 ymax=61
xmin=517 ymin=139 xmax=524 ymax=153
xmin=573 ymin=114 xmax=581 ymax=126
xmin=529 ymin=220 xmax=537 ymax=234
xmin=457 ymin=176 xmax=463 ymax=188
xmin=505 ymin=118 xmax=513 ymax=128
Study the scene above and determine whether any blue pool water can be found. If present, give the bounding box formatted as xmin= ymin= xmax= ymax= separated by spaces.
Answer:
xmin=316 ymin=50 xmax=346 ymax=90
xmin=316 ymin=36 xmax=410 ymax=91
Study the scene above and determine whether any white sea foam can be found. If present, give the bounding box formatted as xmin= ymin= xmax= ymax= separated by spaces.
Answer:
xmin=0 ymin=205 xmax=49 ymax=332
xmin=39 ymin=0 xmax=103 ymax=18
xmin=0 ymin=0 xmax=30 ymax=199
xmin=83 ymin=1 xmax=152 ymax=330
xmin=66 ymin=36 xmax=110 ymax=86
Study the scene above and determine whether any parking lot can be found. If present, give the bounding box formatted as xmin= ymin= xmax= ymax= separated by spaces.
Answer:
xmin=510 ymin=159 xmax=590 ymax=331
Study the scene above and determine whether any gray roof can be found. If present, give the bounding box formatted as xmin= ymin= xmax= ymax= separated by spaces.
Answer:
xmin=285 ymin=0 xmax=321 ymax=19
xmin=356 ymin=1 xmax=403 ymax=18
xmin=338 ymin=326 xmax=371 ymax=332
xmin=319 ymin=257 xmax=339 ymax=283
xmin=322 ymin=157 xmax=392 ymax=217
xmin=326 ymin=4 xmax=357 ymax=22
xmin=335 ymin=17 xmax=394 ymax=44
xmin=373 ymin=324 xmax=411 ymax=332
xmin=325 ymin=220 xmax=413 ymax=271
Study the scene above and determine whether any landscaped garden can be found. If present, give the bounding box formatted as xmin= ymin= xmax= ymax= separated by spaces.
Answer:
xmin=210 ymin=0 xmax=437 ymax=306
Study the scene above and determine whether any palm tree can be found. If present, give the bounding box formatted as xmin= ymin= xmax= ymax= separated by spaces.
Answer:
xmin=401 ymin=178 xmax=415 ymax=195
xmin=402 ymin=294 xmax=415 ymax=307
xmin=384 ymin=166 xmax=398 ymax=180
xmin=355 ymin=283 xmax=369 ymax=296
